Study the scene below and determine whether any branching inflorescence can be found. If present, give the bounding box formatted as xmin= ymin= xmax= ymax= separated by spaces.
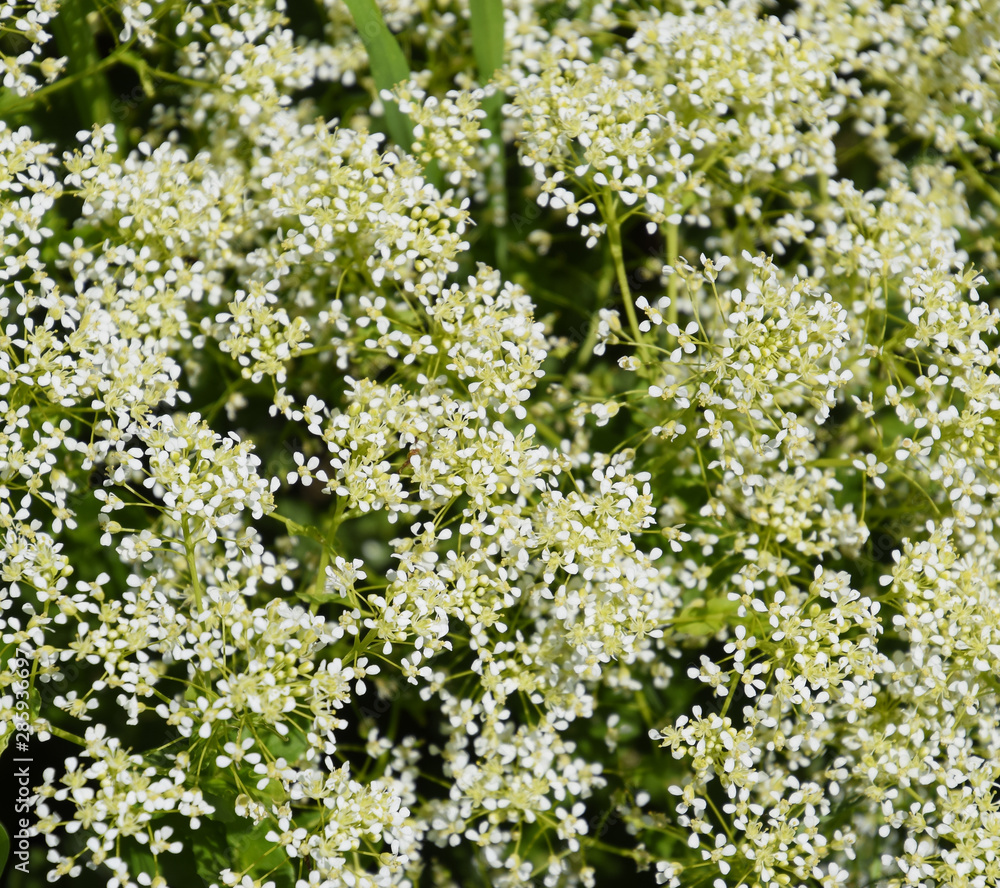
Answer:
xmin=2 ymin=1 xmax=1000 ymax=887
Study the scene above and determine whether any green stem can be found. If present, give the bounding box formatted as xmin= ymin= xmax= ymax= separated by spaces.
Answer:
xmin=666 ymin=220 xmax=679 ymax=328
xmin=486 ymin=110 xmax=508 ymax=268
xmin=350 ymin=626 xmax=381 ymax=664
xmin=604 ymin=200 xmax=645 ymax=352
xmin=634 ymin=689 xmax=655 ymax=728
xmin=117 ymin=51 xmax=209 ymax=90
xmin=574 ymin=259 xmax=616 ymax=369
xmin=718 ymin=672 xmax=741 ymax=719
xmin=817 ymin=168 xmax=829 ymax=205
xmin=270 ymin=510 xmax=326 ymax=544
xmin=181 ymin=516 xmax=204 ymax=611
xmin=955 ymin=152 xmax=1000 ymax=208
xmin=47 ymin=725 xmax=89 ymax=747
xmin=0 ymin=44 xmax=129 ymax=117
xmin=312 ymin=501 xmax=346 ymax=607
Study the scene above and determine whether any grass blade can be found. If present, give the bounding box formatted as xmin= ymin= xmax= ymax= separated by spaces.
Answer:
xmin=469 ymin=0 xmax=508 ymax=265
xmin=343 ymin=0 xmax=414 ymax=150
xmin=0 ymin=822 xmax=9 ymax=877
xmin=469 ymin=0 xmax=505 ymax=83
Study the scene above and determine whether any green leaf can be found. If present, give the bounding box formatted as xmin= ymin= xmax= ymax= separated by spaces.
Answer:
xmin=469 ymin=0 xmax=505 ymax=84
xmin=678 ymin=620 xmax=719 ymax=638
xmin=343 ymin=0 xmax=414 ymax=150
xmin=0 ymin=821 xmax=9 ymax=877
xmin=468 ymin=0 xmax=508 ymax=263
xmin=674 ymin=594 xmax=741 ymax=637
xmin=120 ymin=841 xmax=159 ymax=887
xmin=231 ymin=825 xmax=296 ymax=888
xmin=192 ymin=818 xmax=232 ymax=888
xmin=261 ymin=726 xmax=309 ymax=765
xmin=198 ymin=780 xmax=243 ymax=826
xmin=705 ymin=596 xmax=741 ymax=616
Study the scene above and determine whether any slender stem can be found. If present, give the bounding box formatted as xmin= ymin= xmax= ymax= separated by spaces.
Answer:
xmin=0 ymin=46 xmax=129 ymax=117
xmin=483 ymin=92 xmax=508 ymax=268
xmin=181 ymin=516 xmax=204 ymax=611
xmin=604 ymin=200 xmax=645 ymax=355
xmin=47 ymin=725 xmax=90 ymax=747
xmin=955 ymin=152 xmax=1000 ymax=207
xmin=574 ymin=258 xmax=616 ymax=369
xmin=350 ymin=626 xmax=381 ymax=664
xmin=117 ymin=51 xmax=210 ymax=90
xmin=666 ymin=219 xmax=679 ymax=328
xmin=634 ymin=689 xmax=655 ymax=728
xmin=705 ymin=792 xmax=735 ymax=842
xmin=718 ymin=671 xmax=741 ymax=719
xmin=312 ymin=501 xmax=346 ymax=605
xmin=817 ymin=168 xmax=829 ymax=204
xmin=270 ymin=510 xmax=326 ymax=544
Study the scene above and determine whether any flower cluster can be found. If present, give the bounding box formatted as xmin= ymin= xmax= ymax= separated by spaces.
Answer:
xmin=0 ymin=1 xmax=65 ymax=99
xmin=3 ymin=2 xmax=1000 ymax=888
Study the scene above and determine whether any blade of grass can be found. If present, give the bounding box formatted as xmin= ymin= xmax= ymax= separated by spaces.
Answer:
xmin=343 ymin=0 xmax=414 ymax=151
xmin=0 ymin=822 xmax=9 ymax=877
xmin=469 ymin=0 xmax=504 ymax=82
xmin=469 ymin=0 xmax=508 ymax=266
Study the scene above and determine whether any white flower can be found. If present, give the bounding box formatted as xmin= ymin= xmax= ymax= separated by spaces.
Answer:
xmin=853 ymin=453 xmax=888 ymax=489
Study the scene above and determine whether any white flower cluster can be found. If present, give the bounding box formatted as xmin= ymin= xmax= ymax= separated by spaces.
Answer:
xmin=0 ymin=1 xmax=65 ymax=98
xmin=510 ymin=3 xmax=841 ymax=241
xmin=3 ymin=1 xmax=1000 ymax=888
xmin=393 ymin=80 xmax=493 ymax=190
